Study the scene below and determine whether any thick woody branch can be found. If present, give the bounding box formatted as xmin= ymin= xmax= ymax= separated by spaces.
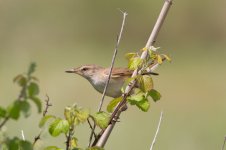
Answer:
xmin=93 ymin=0 xmax=173 ymax=147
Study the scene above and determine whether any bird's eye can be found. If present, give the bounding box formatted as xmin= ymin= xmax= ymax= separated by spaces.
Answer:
xmin=81 ymin=67 xmax=88 ymax=71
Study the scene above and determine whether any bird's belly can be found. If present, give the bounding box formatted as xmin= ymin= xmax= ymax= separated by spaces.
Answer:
xmin=92 ymin=79 xmax=124 ymax=98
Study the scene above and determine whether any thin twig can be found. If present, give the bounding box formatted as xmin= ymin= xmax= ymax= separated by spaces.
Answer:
xmin=150 ymin=111 xmax=164 ymax=150
xmin=221 ymin=136 xmax=226 ymax=150
xmin=88 ymin=10 xmax=128 ymax=147
xmin=0 ymin=117 xmax=9 ymax=129
xmin=43 ymin=94 xmax=52 ymax=117
xmin=98 ymin=10 xmax=128 ymax=112
xmin=94 ymin=0 xmax=173 ymax=147
xmin=33 ymin=95 xmax=52 ymax=146
xmin=87 ymin=117 xmax=97 ymax=147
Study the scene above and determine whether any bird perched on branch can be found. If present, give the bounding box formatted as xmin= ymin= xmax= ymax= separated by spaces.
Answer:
xmin=66 ymin=64 xmax=158 ymax=98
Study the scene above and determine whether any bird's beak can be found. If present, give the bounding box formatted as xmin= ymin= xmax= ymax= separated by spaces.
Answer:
xmin=65 ymin=68 xmax=76 ymax=73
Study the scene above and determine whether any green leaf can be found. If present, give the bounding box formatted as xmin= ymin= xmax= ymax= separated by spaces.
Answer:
xmin=0 ymin=106 xmax=7 ymax=118
xmin=128 ymin=57 xmax=143 ymax=70
xmin=19 ymin=140 xmax=33 ymax=150
xmin=127 ymin=91 xmax=150 ymax=112
xmin=125 ymin=52 xmax=136 ymax=60
xmin=27 ymin=62 xmax=36 ymax=76
xmin=107 ymin=97 xmax=122 ymax=113
xmin=141 ymin=75 xmax=153 ymax=92
xmin=30 ymin=96 xmax=42 ymax=113
xmin=86 ymin=146 xmax=104 ymax=150
xmin=20 ymin=101 xmax=31 ymax=118
xmin=44 ymin=146 xmax=64 ymax=150
xmin=6 ymin=137 xmax=20 ymax=150
xmin=74 ymin=108 xmax=89 ymax=125
xmin=136 ymin=98 xmax=150 ymax=112
xmin=39 ymin=115 xmax=56 ymax=127
xmin=127 ymin=91 xmax=145 ymax=103
xmin=28 ymin=82 xmax=39 ymax=97
xmin=92 ymin=111 xmax=110 ymax=129
xmin=49 ymin=118 xmax=69 ymax=137
xmin=148 ymin=89 xmax=161 ymax=102
xmin=7 ymin=101 xmax=21 ymax=120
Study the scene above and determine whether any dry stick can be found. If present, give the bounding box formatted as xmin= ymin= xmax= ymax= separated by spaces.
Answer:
xmin=88 ymin=11 xmax=128 ymax=147
xmin=98 ymin=11 xmax=128 ymax=112
xmin=221 ymin=136 xmax=226 ymax=150
xmin=150 ymin=111 xmax=164 ymax=150
xmin=94 ymin=0 xmax=173 ymax=147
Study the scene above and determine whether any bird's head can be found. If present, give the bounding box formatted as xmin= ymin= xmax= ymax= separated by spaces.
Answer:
xmin=65 ymin=65 xmax=102 ymax=79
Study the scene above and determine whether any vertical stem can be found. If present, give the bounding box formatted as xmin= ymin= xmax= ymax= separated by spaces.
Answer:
xmin=94 ymin=0 xmax=173 ymax=147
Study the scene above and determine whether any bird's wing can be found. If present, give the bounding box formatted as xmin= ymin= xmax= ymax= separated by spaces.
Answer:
xmin=103 ymin=68 xmax=132 ymax=78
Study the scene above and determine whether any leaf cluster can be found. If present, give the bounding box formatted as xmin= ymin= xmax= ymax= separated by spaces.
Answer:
xmin=0 ymin=62 xmax=42 ymax=150
xmin=40 ymin=104 xmax=106 ymax=150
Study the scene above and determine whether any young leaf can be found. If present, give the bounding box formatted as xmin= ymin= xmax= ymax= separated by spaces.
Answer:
xmin=49 ymin=118 xmax=69 ymax=137
xmin=125 ymin=53 xmax=136 ymax=60
xmin=107 ymin=97 xmax=122 ymax=113
xmin=74 ymin=108 xmax=89 ymax=125
xmin=30 ymin=96 xmax=42 ymax=113
xmin=39 ymin=115 xmax=56 ymax=127
xmin=148 ymin=89 xmax=161 ymax=102
xmin=136 ymin=98 xmax=150 ymax=112
xmin=127 ymin=92 xmax=145 ymax=103
xmin=128 ymin=57 xmax=143 ymax=70
xmin=28 ymin=82 xmax=39 ymax=97
xmin=70 ymin=137 xmax=78 ymax=149
xmin=92 ymin=111 xmax=110 ymax=129
xmin=141 ymin=75 xmax=153 ymax=92
xmin=157 ymin=55 xmax=163 ymax=64
xmin=7 ymin=101 xmax=21 ymax=120
xmin=161 ymin=54 xmax=171 ymax=62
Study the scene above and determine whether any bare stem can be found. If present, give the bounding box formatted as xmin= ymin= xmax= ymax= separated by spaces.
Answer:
xmin=98 ymin=11 xmax=128 ymax=112
xmin=150 ymin=111 xmax=164 ymax=150
xmin=88 ymin=10 xmax=128 ymax=147
xmin=93 ymin=0 xmax=173 ymax=147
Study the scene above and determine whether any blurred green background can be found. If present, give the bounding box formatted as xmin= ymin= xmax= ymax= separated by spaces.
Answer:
xmin=1 ymin=0 xmax=226 ymax=149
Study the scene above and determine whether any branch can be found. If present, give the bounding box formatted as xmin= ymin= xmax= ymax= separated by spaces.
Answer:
xmin=93 ymin=0 xmax=173 ymax=147
xmin=150 ymin=111 xmax=164 ymax=150
xmin=98 ymin=10 xmax=128 ymax=112
xmin=222 ymin=136 xmax=226 ymax=150
xmin=0 ymin=116 xmax=9 ymax=129
xmin=88 ymin=10 xmax=128 ymax=147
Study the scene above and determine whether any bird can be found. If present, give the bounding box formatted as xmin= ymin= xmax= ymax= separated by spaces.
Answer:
xmin=65 ymin=64 xmax=158 ymax=98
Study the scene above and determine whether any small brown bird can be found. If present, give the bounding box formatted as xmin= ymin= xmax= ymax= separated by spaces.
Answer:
xmin=66 ymin=65 xmax=158 ymax=98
